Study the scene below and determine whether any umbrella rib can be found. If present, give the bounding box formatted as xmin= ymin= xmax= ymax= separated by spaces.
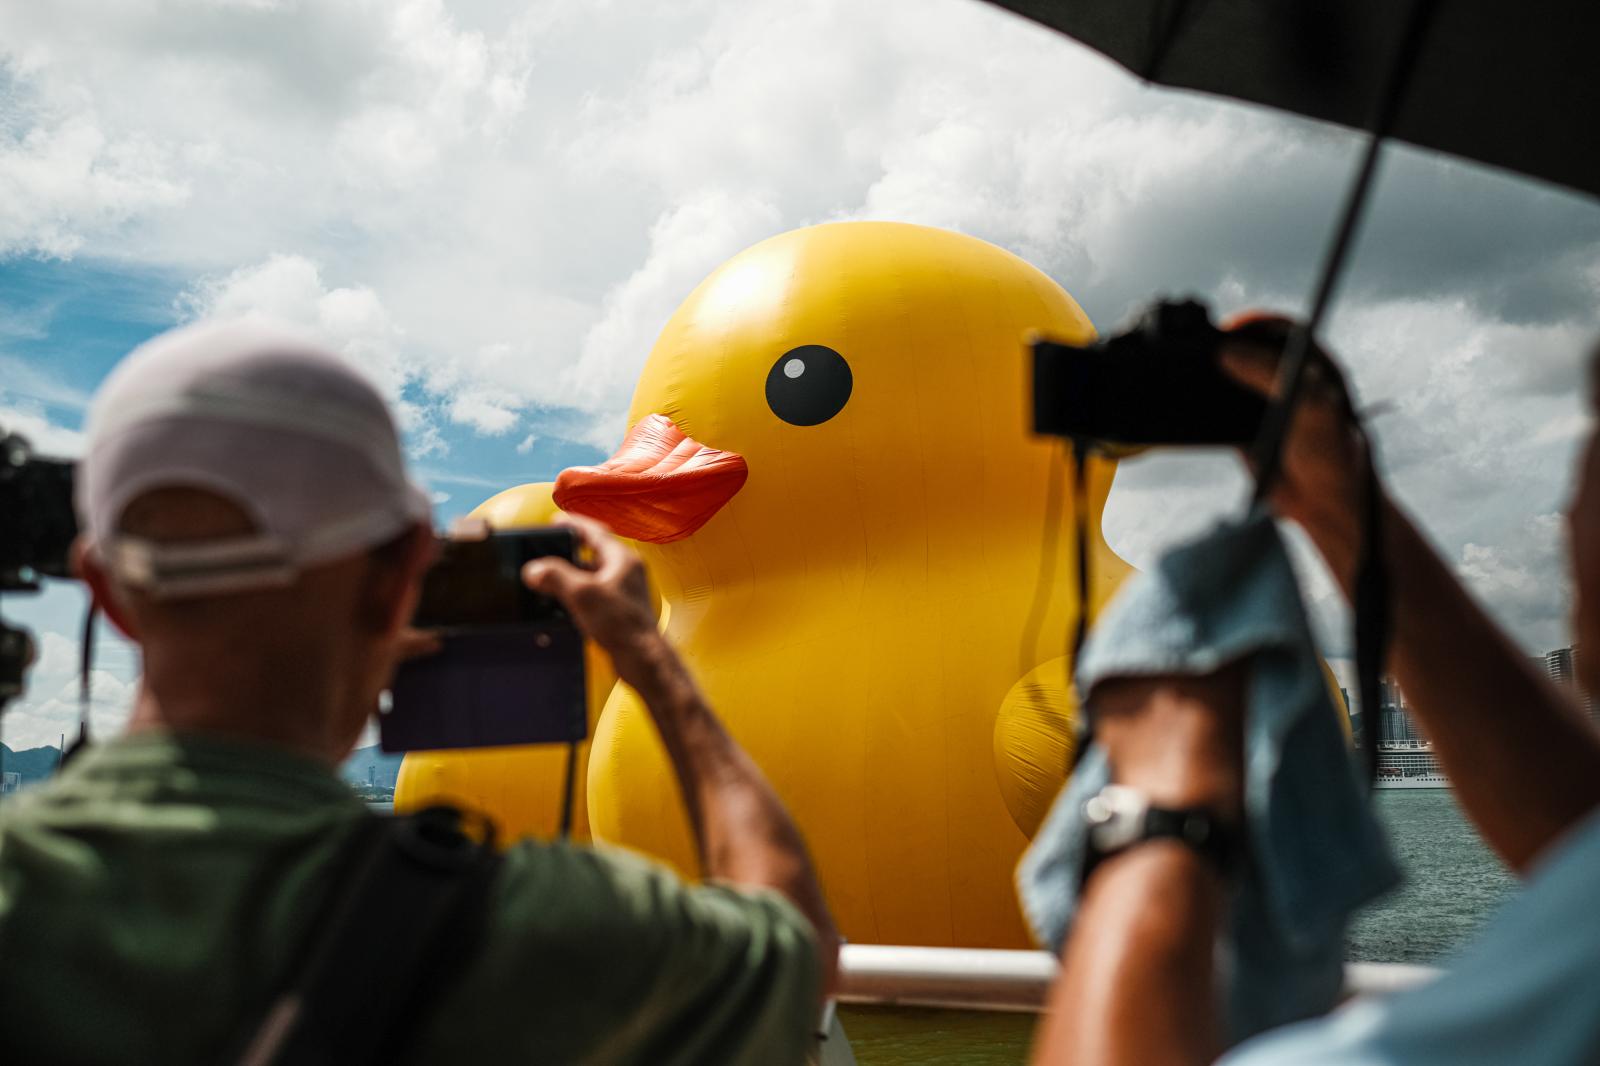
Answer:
xmin=1142 ymin=0 xmax=1201 ymax=83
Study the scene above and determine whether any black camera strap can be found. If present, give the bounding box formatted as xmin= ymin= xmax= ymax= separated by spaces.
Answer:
xmin=1065 ymin=438 xmax=1096 ymax=776
xmin=59 ymin=604 xmax=99 ymax=767
xmin=232 ymin=804 xmax=502 ymax=1066
xmin=1349 ymin=435 xmax=1390 ymax=784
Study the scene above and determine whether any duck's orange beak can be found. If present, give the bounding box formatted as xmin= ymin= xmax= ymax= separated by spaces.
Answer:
xmin=553 ymin=414 xmax=748 ymax=544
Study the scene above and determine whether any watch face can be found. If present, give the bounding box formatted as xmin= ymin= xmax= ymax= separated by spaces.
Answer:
xmin=1085 ymin=785 xmax=1148 ymax=852
xmin=1084 ymin=792 xmax=1115 ymax=825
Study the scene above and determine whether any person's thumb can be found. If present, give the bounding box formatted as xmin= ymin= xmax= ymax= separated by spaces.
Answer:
xmin=522 ymin=556 xmax=582 ymax=600
xmin=1218 ymin=309 xmax=1294 ymax=397
xmin=1218 ymin=346 xmax=1279 ymax=396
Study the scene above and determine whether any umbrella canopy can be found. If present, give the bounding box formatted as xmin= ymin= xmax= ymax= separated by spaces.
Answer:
xmin=987 ymin=0 xmax=1600 ymax=200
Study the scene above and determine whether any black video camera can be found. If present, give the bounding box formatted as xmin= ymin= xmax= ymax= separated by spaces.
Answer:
xmin=0 ymin=429 xmax=79 ymax=714
xmin=1 ymin=431 xmax=77 ymax=592
xmin=1030 ymin=299 xmax=1268 ymax=446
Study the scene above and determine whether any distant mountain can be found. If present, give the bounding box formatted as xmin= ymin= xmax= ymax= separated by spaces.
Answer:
xmin=0 ymin=743 xmax=64 ymax=785
xmin=340 ymin=745 xmax=403 ymax=790
xmin=3 ymin=741 xmax=400 ymax=791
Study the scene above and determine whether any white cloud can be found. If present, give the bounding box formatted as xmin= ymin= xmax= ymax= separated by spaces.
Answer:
xmin=0 ymin=403 xmax=84 ymax=457
xmin=566 ymin=190 xmax=783 ymax=433
xmin=0 ymin=107 xmax=188 ymax=258
xmin=446 ymin=388 xmax=519 ymax=435
xmin=1457 ymin=513 xmax=1572 ymax=653
xmin=2 ymin=630 xmax=138 ymax=752
xmin=178 ymin=253 xmax=408 ymax=395
xmin=515 ymin=432 xmax=536 ymax=454
xmin=1102 ymin=451 xmax=1250 ymax=570
xmin=2 ymin=0 xmax=1597 ymax=656
xmin=330 ymin=0 xmax=533 ymax=188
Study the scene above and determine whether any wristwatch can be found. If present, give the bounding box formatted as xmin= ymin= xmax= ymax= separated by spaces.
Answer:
xmin=1082 ymin=784 xmax=1237 ymax=878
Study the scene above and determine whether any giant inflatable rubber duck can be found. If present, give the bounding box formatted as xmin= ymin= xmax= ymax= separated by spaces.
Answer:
xmin=549 ymin=222 xmax=1132 ymax=948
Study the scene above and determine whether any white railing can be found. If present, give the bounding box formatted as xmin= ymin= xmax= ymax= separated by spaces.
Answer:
xmin=836 ymin=945 xmax=1439 ymax=1013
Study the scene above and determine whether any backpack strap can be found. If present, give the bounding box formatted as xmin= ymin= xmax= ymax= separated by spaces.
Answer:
xmin=234 ymin=804 xmax=502 ymax=1066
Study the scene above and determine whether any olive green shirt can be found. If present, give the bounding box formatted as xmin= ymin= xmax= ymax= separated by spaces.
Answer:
xmin=0 ymin=734 xmax=818 ymax=1064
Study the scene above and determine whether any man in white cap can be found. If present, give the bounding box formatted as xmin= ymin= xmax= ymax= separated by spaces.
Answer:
xmin=0 ymin=319 xmax=837 ymax=1064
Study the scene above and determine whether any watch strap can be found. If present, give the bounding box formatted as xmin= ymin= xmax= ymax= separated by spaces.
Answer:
xmin=1140 ymin=806 xmax=1234 ymax=874
xmin=1085 ymin=797 xmax=1236 ymax=880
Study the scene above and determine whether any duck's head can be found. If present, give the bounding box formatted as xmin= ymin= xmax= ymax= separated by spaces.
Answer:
xmin=556 ymin=221 xmax=1109 ymax=597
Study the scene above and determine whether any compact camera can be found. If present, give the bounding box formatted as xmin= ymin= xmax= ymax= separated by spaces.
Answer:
xmin=1 ymin=430 xmax=77 ymax=713
xmin=381 ymin=528 xmax=588 ymax=753
xmin=1030 ymin=299 xmax=1268 ymax=446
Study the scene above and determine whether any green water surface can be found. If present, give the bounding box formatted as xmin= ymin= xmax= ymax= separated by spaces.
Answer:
xmin=840 ymin=1006 xmax=1035 ymax=1065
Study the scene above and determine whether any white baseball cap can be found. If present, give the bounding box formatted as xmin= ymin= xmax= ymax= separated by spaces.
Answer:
xmin=78 ymin=318 xmax=431 ymax=599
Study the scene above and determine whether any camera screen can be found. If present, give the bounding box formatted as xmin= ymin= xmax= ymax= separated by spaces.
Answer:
xmin=412 ymin=527 xmax=578 ymax=631
xmin=381 ymin=625 xmax=587 ymax=752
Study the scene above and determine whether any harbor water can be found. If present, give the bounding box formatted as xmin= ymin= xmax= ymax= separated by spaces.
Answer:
xmin=1345 ymin=788 xmax=1516 ymax=964
xmin=843 ymin=787 xmax=1518 ymax=1064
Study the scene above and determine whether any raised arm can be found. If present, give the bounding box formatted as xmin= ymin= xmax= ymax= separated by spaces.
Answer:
xmin=524 ymin=515 xmax=840 ymax=991
xmin=1033 ymin=671 xmax=1245 ymax=1066
xmin=1221 ymin=328 xmax=1600 ymax=873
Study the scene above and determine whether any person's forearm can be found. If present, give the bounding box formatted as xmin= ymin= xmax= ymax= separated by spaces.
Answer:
xmin=626 ymin=636 xmax=841 ymax=988
xmin=1035 ymin=844 xmax=1223 ymax=1066
xmin=1383 ymin=501 xmax=1600 ymax=870
xmin=1320 ymin=497 xmax=1600 ymax=872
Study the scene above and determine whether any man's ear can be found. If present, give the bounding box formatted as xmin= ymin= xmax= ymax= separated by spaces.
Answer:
xmin=73 ymin=537 xmax=139 ymax=641
xmin=359 ymin=522 xmax=436 ymax=636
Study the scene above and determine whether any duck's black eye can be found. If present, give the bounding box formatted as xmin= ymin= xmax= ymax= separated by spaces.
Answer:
xmin=765 ymin=345 xmax=852 ymax=427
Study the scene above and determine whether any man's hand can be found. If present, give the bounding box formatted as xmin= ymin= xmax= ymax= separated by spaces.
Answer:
xmin=1093 ymin=667 xmax=1247 ymax=820
xmin=1223 ymin=316 xmax=1600 ymax=872
xmin=520 ymin=514 xmax=665 ymax=689
xmin=392 ymin=628 xmax=443 ymax=662
xmin=1218 ymin=314 xmax=1371 ymax=594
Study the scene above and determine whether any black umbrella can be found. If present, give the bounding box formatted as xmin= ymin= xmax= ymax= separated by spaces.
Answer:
xmin=984 ymin=0 xmax=1600 ymax=775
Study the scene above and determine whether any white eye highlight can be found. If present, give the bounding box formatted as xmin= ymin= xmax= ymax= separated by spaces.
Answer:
xmin=784 ymin=358 xmax=806 ymax=379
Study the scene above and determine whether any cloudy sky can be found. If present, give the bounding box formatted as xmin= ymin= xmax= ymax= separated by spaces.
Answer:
xmin=3 ymin=0 xmax=1598 ymax=750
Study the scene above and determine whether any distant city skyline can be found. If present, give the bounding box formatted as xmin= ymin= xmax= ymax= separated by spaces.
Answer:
xmin=1539 ymin=645 xmax=1598 ymax=725
xmin=1344 ymin=641 xmax=1600 ymax=750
